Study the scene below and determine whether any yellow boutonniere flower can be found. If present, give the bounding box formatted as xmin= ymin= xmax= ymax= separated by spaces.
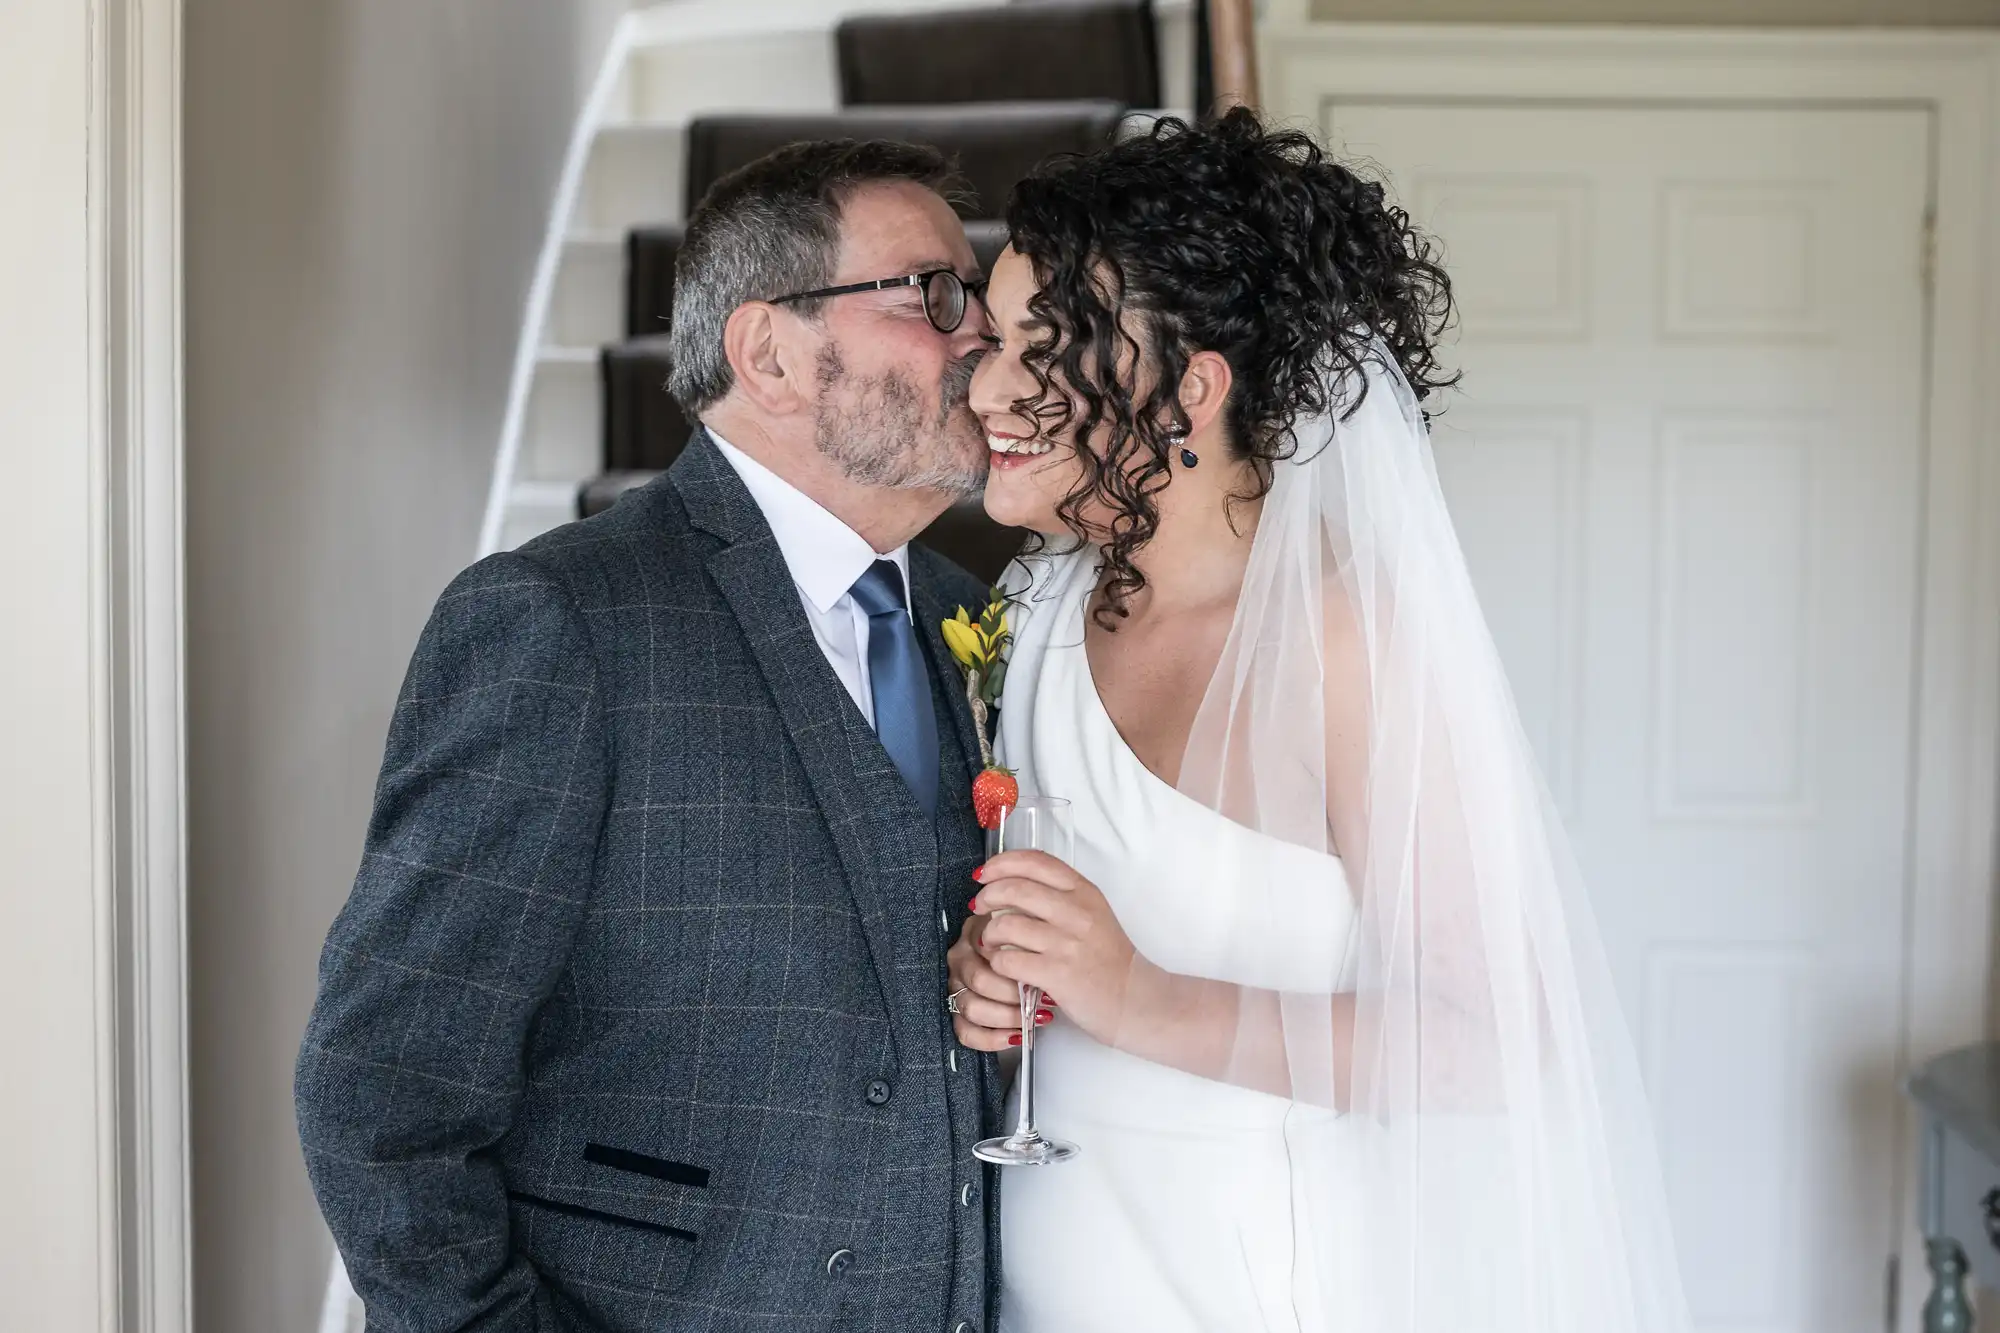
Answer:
xmin=941 ymin=613 xmax=985 ymax=670
xmin=941 ymin=587 xmax=1013 ymax=770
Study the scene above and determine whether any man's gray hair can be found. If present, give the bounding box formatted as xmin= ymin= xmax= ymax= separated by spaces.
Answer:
xmin=667 ymin=139 xmax=966 ymax=417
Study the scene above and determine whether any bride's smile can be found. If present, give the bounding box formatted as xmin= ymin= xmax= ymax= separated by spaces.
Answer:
xmin=968 ymin=247 xmax=1084 ymax=530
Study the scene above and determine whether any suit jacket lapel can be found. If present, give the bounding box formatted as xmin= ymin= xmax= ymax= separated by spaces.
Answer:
xmin=671 ymin=432 xmax=922 ymax=1033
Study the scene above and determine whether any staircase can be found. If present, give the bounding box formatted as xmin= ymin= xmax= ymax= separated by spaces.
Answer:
xmin=481 ymin=0 xmax=1196 ymax=585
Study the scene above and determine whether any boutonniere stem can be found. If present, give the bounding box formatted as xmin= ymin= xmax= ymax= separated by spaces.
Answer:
xmin=941 ymin=589 xmax=1017 ymax=829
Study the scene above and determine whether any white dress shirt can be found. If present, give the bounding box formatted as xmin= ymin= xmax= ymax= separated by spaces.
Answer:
xmin=710 ymin=432 xmax=913 ymax=728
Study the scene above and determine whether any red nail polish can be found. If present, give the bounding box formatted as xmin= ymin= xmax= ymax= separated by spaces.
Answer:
xmin=1041 ymin=995 xmax=1057 ymax=1007
xmin=971 ymin=867 xmax=984 ymax=882
xmin=1035 ymin=1010 xmax=1053 ymax=1024
xmin=1007 ymin=1033 xmax=1022 ymax=1047
xmin=968 ymin=898 xmax=979 ymax=912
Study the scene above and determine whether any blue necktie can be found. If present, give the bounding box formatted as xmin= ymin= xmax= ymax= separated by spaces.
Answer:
xmin=850 ymin=560 xmax=939 ymax=816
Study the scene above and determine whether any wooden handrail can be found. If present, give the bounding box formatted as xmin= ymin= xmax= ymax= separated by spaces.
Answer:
xmin=1206 ymin=0 xmax=1262 ymax=113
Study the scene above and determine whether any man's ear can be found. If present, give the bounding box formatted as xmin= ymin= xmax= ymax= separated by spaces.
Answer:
xmin=722 ymin=301 xmax=811 ymax=415
xmin=1178 ymin=350 xmax=1234 ymax=437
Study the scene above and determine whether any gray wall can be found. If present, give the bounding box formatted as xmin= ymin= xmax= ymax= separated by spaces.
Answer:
xmin=183 ymin=1 xmax=626 ymax=1327
xmin=1309 ymin=0 xmax=2000 ymax=22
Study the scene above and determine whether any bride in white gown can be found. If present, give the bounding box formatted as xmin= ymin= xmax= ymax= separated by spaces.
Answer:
xmin=949 ymin=110 xmax=1691 ymax=1333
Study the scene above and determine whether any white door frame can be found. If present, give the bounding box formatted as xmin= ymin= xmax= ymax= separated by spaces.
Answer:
xmin=90 ymin=0 xmax=190 ymax=1328
xmin=1260 ymin=18 xmax=2000 ymax=1322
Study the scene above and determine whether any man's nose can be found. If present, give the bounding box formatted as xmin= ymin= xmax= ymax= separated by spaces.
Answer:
xmin=949 ymin=309 xmax=993 ymax=359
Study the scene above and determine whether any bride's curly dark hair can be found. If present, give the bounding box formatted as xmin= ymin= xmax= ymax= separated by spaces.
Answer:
xmin=1003 ymin=107 xmax=1458 ymax=624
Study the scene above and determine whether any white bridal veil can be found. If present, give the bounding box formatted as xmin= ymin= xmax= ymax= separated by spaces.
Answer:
xmin=1117 ymin=345 xmax=1692 ymax=1331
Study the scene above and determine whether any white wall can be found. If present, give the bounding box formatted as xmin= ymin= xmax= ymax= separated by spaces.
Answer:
xmin=183 ymin=2 xmax=628 ymax=1328
xmin=0 ymin=1 xmax=108 ymax=1326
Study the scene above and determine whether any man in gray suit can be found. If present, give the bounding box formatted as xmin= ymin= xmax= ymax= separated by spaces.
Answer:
xmin=297 ymin=140 xmax=1001 ymax=1333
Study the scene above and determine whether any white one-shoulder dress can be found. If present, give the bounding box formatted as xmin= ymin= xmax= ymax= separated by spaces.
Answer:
xmin=991 ymin=547 xmax=1360 ymax=1333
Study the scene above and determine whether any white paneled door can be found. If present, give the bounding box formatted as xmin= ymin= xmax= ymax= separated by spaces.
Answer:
xmin=1328 ymin=104 xmax=1932 ymax=1333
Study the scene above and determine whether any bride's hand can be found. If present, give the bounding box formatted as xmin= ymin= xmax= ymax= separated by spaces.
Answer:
xmin=946 ymin=913 xmax=1045 ymax=1052
xmin=972 ymin=850 xmax=1136 ymax=1045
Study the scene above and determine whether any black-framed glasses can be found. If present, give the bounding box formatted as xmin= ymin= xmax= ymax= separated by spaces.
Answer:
xmin=771 ymin=269 xmax=988 ymax=334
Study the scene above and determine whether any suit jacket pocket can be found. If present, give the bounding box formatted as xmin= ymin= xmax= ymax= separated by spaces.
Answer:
xmin=583 ymin=1142 xmax=710 ymax=1190
xmin=508 ymin=1189 xmax=699 ymax=1311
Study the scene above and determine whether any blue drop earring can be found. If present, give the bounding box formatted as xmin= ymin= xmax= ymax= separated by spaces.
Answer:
xmin=1171 ymin=432 xmax=1198 ymax=469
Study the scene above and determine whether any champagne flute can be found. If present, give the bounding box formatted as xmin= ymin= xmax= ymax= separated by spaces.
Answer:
xmin=974 ymin=795 xmax=1081 ymax=1167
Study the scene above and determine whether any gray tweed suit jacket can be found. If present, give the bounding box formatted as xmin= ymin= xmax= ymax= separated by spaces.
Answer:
xmin=297 ymin=431 xmax=1002 ymax=1333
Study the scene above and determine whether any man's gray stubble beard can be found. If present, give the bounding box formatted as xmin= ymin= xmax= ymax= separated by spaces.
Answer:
xmin=813 ymin=345 xmax=988 ymax=498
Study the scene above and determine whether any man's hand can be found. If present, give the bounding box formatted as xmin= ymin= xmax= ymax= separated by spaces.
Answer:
xmin=947 ymin=911 xmax=1045 ymax=1051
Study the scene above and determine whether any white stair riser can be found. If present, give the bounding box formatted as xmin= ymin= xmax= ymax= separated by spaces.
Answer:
xmin=623 ymin=31 xmax=840 ymax=123
xmin=499 ymin=503 xmax=574 ymax=554
xmin=627 ymin=0 xmax=999 ymax=49
xmin=549 ymin=239 xmax=625 ymax=348
xmin=524 ymin=359 xmax=602 ymax=485
xmin=580 ymin=126 xmax=685 ymax=235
